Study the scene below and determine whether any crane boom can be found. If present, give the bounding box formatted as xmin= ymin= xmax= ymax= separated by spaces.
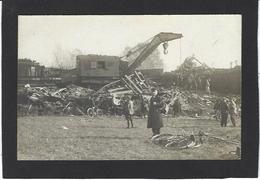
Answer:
xmin=126 ymin=32 xmax=183 ymax=74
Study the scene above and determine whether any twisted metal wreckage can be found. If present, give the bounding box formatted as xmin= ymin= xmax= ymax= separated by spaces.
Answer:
xmin=150 ymin=130 xmax=240 ymax=159
xmin=18 ymin=32 xmax=184 ymax=116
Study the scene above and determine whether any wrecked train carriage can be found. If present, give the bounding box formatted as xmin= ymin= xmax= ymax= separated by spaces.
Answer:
xmin=17 ymin=59 xmax=73 ymax=87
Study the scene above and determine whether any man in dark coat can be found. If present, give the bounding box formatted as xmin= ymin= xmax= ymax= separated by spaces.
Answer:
xmin=213 ymin=98 xmax=221 ymax=121
xmin=140 ymin=95 xmax=148 ymax=119
xmin=219 ymin=98 xmax=229 ymax=127
xmin=147 ymin=88 xmax=164 ymax=136
xmin=172 ymin=98 xmax=181 ymax=117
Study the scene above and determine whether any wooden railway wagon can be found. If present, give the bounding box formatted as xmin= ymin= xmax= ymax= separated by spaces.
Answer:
xmin=210 ymin=66 xmax=241 ymax=94
xmin=18 ymin=59 xmax=62 ymax=87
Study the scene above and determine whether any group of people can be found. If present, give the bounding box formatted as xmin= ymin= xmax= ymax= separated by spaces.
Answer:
xmin=123 ymin=88 xmax=239 ymax=138
xmin=172 ymin=70 xmax=212 ymax=95
xmin=214 ymin=97 xmax=238 ymax=127
xmin=122 ymin=88 xmax=164 ymax=136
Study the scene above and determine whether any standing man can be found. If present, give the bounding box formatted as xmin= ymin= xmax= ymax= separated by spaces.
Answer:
xmin=228 ymin=98 xmax=237 ymax=127
xmin=172 ymin=98 xmax=182 ymax=117
xmin=140 ymin=95 xmax=148 ymax=118
xmin=127 ymin=96 xmax=134 ymax=128
xmin=214 ymin=98 xmax=221 ymax=121
xmin=172 ymin=98 xmax=178 ymax=117
xmin=205 ymin=78 xmax=211 ymax=95
xmin=147 ymin=88 xmax=164 ymax=136
xmin=197 ymin=75 xmax=202 ymax=90
xmin=219 ymin=98 xmax=229 ymax=127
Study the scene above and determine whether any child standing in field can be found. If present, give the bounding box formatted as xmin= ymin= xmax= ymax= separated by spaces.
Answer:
xmin=127 ymin=97 xmax=134 ymax=128
xmin=123 ymin=96 xmax=134 ymax=128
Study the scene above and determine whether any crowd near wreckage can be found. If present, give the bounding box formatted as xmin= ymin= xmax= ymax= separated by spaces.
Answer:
xmin=17 ymin=32 xmax=241 ymax=153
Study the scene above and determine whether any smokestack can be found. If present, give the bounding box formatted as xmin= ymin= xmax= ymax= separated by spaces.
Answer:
xmin=230 ymin=62 xmax=233 ymax=69
xmin=234 ymin=60 xmax=238 ymax=66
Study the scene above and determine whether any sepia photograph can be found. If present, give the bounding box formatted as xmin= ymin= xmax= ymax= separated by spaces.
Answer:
xmin=17 ymin=15 xmax=244 ymax=160
xmin=16 ymin=15 xmax=242 ymax=161
xmin=2 ymin=0 xmax=259 ymax=178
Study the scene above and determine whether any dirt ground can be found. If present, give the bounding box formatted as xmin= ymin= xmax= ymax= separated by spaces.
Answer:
xmin=17 ymin=115 xmax=241 ymax=160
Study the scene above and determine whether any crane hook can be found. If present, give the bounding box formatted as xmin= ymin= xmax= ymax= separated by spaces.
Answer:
xmin=163 ymin=42 xmax=169 ymax=54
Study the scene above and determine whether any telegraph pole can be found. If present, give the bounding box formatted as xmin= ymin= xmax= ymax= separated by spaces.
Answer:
xmin=179 ymin=38 xmax=182 ymax=65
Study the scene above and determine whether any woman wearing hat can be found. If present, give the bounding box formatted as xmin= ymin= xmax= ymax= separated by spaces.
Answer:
xmin=147 ymin=88 xmax=164 ymax=136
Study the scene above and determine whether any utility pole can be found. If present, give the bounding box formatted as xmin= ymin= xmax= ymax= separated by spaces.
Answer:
xmin=179 ymin=38 xmax=182 ymax=65
xmin=234 ymin=60 xmax=238 ymax=66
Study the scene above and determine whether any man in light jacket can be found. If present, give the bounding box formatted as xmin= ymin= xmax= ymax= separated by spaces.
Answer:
xmin=127 ymin=96 xmax=134 ymax=128
xmin=229 ymin=98 xmax=237 ymax=127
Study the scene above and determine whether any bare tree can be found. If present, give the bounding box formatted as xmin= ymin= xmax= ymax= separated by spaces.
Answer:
xmin=52 ymin=45 xmax=65 ymax=69
xmin=52 ymin=45 xmax=82 ymax=70
xmin=70 ymin=48 xmax=83 ymax=66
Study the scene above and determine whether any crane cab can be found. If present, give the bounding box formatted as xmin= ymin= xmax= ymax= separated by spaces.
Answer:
xmin=61 ymin=54 xmax=128 ymax=89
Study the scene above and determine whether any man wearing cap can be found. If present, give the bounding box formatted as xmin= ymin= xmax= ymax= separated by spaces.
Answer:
xmin=147 ymin=88 xmax=164 ymax=136
xmin=228 ymin=98 xmax=237 ymax=127
xmin=219 ymin=98 xmax=229 ymax=127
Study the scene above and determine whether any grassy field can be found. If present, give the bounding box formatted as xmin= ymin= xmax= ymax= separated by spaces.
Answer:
xmin=17 ymin=115 xmax=241 ymax=160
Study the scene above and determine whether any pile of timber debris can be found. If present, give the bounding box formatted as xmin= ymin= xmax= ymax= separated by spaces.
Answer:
xmin=51 ymin=84 xmax=95 ymax=99
xmin=17 ymin=84 xmax=96 ymax=116
xmin=17 ymin=69 xmax=241 ymax=118
xmin=172 ymin=89 xmax=216 ymax=117
xmin=17 ymin=71 xmax=150 ymax=116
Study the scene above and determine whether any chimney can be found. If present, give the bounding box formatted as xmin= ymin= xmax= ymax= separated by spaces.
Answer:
xmin=234 ymin=60 xmax=238 ymax=66
xmin=230 ymin=62 xmax=233 ymax=69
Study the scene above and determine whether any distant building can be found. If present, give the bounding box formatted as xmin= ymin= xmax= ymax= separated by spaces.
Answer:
xmin=44 ymin=67 xmax=69 ymax=77
xmin=210 ymin=66 xmax=241 ymax=94
xmin=18 ymin=58 xmax=45 ymax=78
xmin=170 ymin=65 xmax=241 ymax=94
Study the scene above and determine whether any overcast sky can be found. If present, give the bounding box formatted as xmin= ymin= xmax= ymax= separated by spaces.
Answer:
xmin=18 ymin=15 xmax=241 ymax=71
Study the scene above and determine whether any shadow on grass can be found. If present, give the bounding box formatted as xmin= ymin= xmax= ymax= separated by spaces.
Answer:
xmin=40 ymin=135 xmax=132 ymax=140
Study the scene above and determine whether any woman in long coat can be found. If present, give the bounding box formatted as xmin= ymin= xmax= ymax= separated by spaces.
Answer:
xmin=147 ymin=89 xmax=164 ymax=136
